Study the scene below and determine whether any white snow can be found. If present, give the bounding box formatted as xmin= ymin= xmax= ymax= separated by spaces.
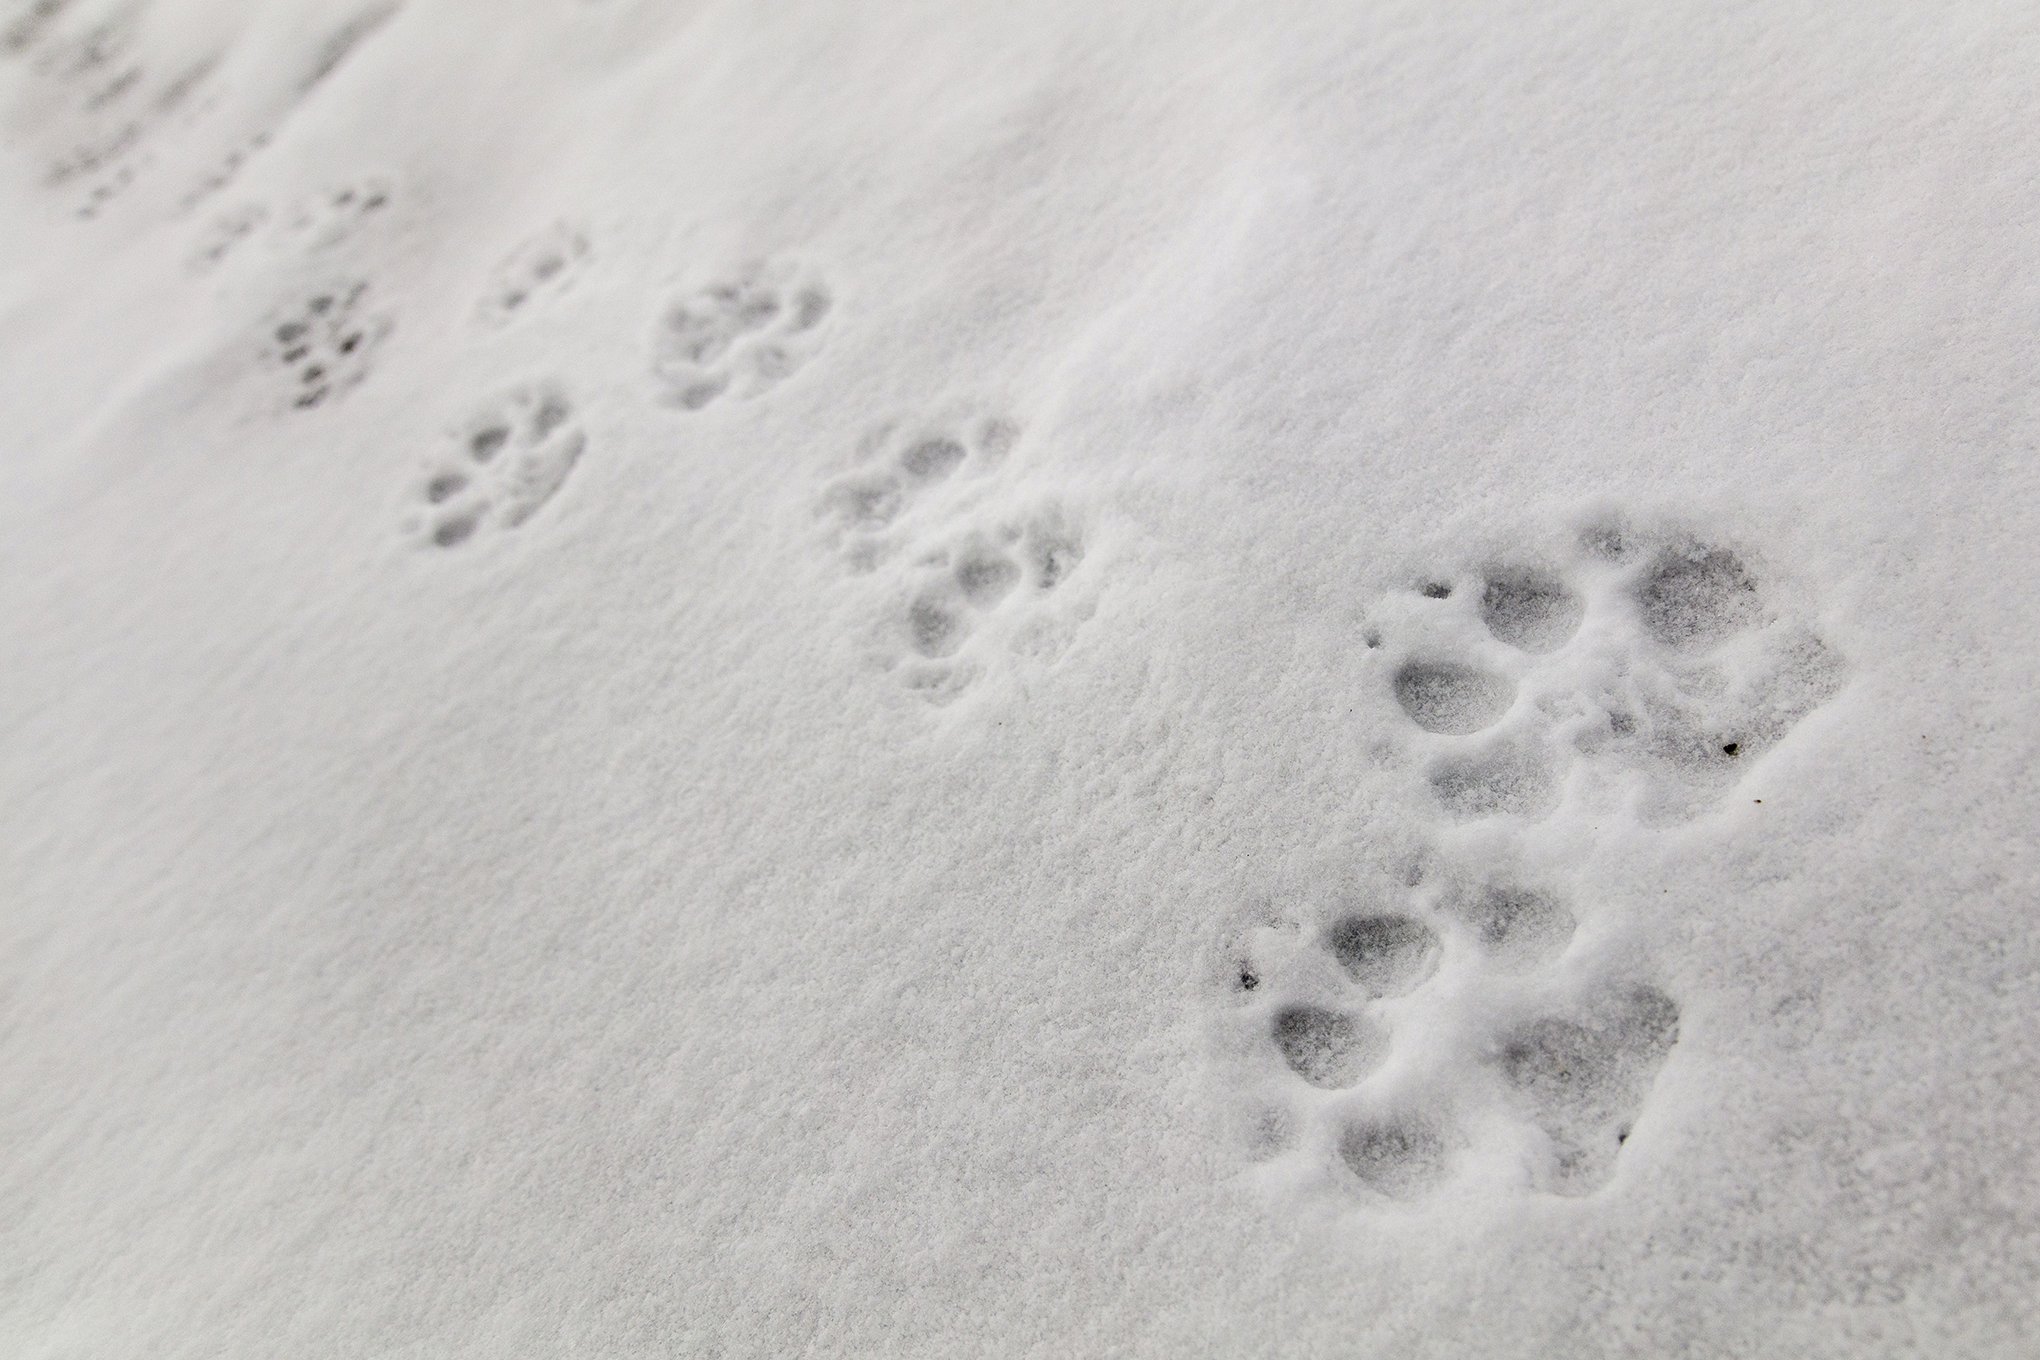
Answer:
xmin=3 ymin=0 xmax=2038 ymax=1355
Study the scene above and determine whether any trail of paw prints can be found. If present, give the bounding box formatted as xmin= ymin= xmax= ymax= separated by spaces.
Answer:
xmin=7 ymin=0 xmax=399 ymax=221
xmin=12 ymin=0 xmax=218 ymax=219
xmin=263 ymin=281 xmax=391 ymax=411
xmin=1364 ymin=517 xmax=1847 ymax=827
xmin=476 ymin=221 xmax=591 ymax=326
xmin=401 ymin=381 xmax=586 ymax=549
xmin=817 ymin=414 xmax=1094 ymax=703
xmin=1217 ymin=865 xmax=1679 ymax=1200
xmin=651 ymin=257 xmax=832 ymax=410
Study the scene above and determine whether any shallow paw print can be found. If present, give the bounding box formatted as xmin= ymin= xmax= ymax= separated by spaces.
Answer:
xmin=184 ymin=200 xmax=268 ymax=273
xmin=819 ymin=417 xmax=1017 ymax=570
xmin=265 ymin=281 xmax=391 ymax=411
xmin=651 ymin=257 xmax=833 ymax=410
xmin=405 ymin=382 xmax=587 ymax=549
xmin=817 ymin=414 xmax=1090 ymax=701
xmin=25 ymin=5 xmax=218 ymax=219
xmin=1338 ymin=1110 xmax=1452 ymax=1200
xmin=885 ymin=506 xmax=1085 ymax=698
xmin=476 ymin=221 xmax=591 ymax=326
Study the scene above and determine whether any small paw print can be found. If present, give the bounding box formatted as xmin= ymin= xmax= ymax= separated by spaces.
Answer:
xmin=476 ymin=221 xmax=591 ymax=326
xmin=404 ymin=381 xmax=587 ymax=549
xmin=652 ymin=258 xmax=833 ymax=410
xmin=818 ymin=414 xmax=1094 ymax=702
xmin=265 ymin=281 xmax=392 ymax=411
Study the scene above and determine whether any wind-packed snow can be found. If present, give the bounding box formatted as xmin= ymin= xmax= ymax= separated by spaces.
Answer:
xmin=3 ymin=1 xmax=2038 ymax=1355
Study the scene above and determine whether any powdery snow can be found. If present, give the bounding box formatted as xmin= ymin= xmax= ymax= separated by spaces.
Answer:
xmin=2 ymin=1 xmax=2037 ymax=1355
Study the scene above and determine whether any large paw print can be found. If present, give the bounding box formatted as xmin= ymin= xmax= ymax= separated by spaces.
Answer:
xmin=651 ymin=258 xmax=832 ymax=410
xmin=265 ymin=280 xmax=391 ymax=411
xmin=818 ymin=414 xmax=1094 ymax=702
xmin=1366 ymin=519 xmax=1846 ymax=825
xmin=402 ymin=381 xmax=587 ymax=549
xmin=1218 ymin=865 xmax=1677 ymax=1200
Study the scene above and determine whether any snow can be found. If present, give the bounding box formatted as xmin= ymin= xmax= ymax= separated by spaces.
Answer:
xmin=2 ymin=0 xmax=2038 ymax=1355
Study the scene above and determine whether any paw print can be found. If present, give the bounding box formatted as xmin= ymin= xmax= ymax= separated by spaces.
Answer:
xmin=278 ymin=177 xmax=392 ymax=252
xmin=476 ymin=221 xmax=591 ymax=326
xmin=1218 ymin=863 xmax=1678 ymax=1200
xmin=1365 ymin=518 xmax=1846 ymax=825
xmin=403 ymin=381 xmax=587 ymax=549
xmin=1211 ymin=513 xmax=1839 ymax=1205
xmin=264 ymin=281 xmax=391 ymax=411
xmin=818 ymin=414 xmax=1095 ymax=702
xmin=651 ymin=257 xmax=833 ymax=410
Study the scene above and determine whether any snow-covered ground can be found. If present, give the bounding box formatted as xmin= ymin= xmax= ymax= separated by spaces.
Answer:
xmin=3 ymin=1 xmax=2037 ymax=1354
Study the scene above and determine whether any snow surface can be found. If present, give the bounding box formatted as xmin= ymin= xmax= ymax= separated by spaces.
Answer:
xmin=3 ymin=0 xmax=2038 ymax=1354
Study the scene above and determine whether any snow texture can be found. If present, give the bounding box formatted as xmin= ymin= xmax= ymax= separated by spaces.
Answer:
xmin=2 ymin=0 xmax=2038 ymax=1356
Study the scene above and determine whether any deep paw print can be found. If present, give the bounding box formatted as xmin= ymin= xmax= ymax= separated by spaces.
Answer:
xmin=818 ymin=416 xmax=1093 ymax=702
xmin=1218 ymin=864 xmax=1675 ymax=1201
xmin=1216 ymin=880 xmax=1451 ymax=1197
xmin=1365 ymin=518 xmax=1846 ymax=825
xmin=651 ymin=257 xmax=832 ymax=410
xmin=476 ymin=221 xmax=591 ymax=326
xmin=265 ymin=281 xmax=391 ymax=411
xmin=403 ymin=382 xmax=587 ymax=549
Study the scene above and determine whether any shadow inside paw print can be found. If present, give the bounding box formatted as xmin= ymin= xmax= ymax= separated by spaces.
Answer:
xmin=1451 ymin=884 xmax=1575 ymax=970
xmin=1494 ymin=985 xmax=1680 ymax=1195
xmin=267 ymin=281 xmax=391 ymax=410
xmin=1339 ymin=1113 xmax=1450 ymax=1199
xmin=1274 ymin=1005 xmax=1386 ymax=1089
xmin=653 ymin=258 xmax=832 ymax=410
xmin=408 ymin=381 xmax=586 ymax=549
xmin=1326 ymin=914 xmax=1439 ymax=998
xmin=1636 ymin=545 xmax=1762 ymax=649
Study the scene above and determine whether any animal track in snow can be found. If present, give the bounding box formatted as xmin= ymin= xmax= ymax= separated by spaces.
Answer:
xmin=1216 ymin=862 xmax=1674 ymax=1201
xmin=1493 ymin=983 xmax=1680 ymax=1195
xmin=402 ymin=381 xmax=586 ymax=549
xmin=1364 ymin=518 xmax=1846 ymax=826
xmin=278 ymin=176 xmax=391 ymax=251
xmin=6 ymin=0 xmax=399 ymax=220
xmin=264 ymin=281 xmax=391 ymax=410
xmin=818 ymin=413 xmax=1094 ymax=703
xmin=476 ymin=221 xmax=591 ymax=325
xmin=651 ymin=257 xmax=832 ymax=410
xmin=1209 ymin=514 xmax=1838 ymax=1205
xmin=11 ymin=1 xmax=217 ymax=219
xmin=186 ymin=174 xmax=394 ymax=276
